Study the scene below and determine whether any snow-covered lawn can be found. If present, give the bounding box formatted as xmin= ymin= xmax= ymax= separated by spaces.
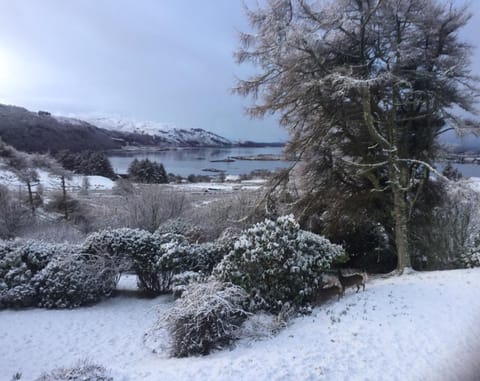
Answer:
xmin=1 ymin=269 xmax=479 ymax=381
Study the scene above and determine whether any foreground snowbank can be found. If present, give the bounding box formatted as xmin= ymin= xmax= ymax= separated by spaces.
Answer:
xmin=1 ymin=269 xmax=479 ymax=380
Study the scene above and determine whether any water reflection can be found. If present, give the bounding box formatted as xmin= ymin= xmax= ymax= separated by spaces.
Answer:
xmin=108 ymin=146 xmax=290 ymax=176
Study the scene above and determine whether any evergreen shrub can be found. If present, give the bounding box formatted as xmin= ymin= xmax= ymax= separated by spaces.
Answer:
xmin=0 ymin=240 xmax=116 ymax=308
xmin=214 ymin=215 xmax=347 ymax=312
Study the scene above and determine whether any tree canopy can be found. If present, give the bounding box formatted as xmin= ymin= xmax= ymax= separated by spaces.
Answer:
xmin=235 ymin=0 xmax=479 ymax=272
xmin=127 ymin=158 xmax=168 ymax=184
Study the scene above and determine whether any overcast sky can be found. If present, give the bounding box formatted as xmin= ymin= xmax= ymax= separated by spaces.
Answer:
xmin=0 ymin=1 xmax=479 ymax=143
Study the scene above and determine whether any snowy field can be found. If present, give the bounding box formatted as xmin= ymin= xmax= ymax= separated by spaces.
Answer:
xmin=0 ymin=168 xmax=114 ymax=191
xmin=1 ymin=269 xmax=479 ymax=381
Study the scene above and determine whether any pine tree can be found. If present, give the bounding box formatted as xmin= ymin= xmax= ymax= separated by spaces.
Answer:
xmin=127 ymin=158 xmax=168 ymax=184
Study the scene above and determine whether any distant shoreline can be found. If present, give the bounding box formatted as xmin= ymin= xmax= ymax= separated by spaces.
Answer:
xmin=106 ymin=143 xmax=286 ymax=155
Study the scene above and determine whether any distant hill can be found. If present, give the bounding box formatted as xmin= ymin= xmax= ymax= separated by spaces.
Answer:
xmin=0 ymin=104 xmax=239 ymax=153
xmin=0 ymin=104 xmax=121 ymax=153
xmin=84 ymin=116 xmax=233 ymax=147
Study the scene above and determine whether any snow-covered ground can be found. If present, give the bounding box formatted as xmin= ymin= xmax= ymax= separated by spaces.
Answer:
xmin=180 ymin=179 xmax=266 ymax=192
xmin=1 ymin=269 xmax=479 ymax=381
xmin=0 ymin=168 xmax=114 ymax=191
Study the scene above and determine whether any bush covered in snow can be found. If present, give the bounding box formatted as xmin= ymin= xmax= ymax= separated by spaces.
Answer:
xmin=83 ymin=228 xmax=177 ymax=292
xmin=35 ymin=360 xmax=114 ymax=381
xmin=156 ymin=218 xmax=205 ymax=243
xmin=171 ymin=271 xmax=206 ymax=298
xmin=411 ymin=181 xmax=480 ymax=270
xmin=0 ymin=240 xmax=117 ymax=309
xmin=0 ymin=240 xmax=62 ymax=308
xmin=459 ymin=233 xmax=480 ymax=268
xmin=214 ymin=215 xmax=347 ymax=312
xmin=84 ymin=228 xmax=232 ymax=294
xmin=163 ymin=281 xmax=249 ymax=357
xmin=34 ymin=254 xmax=118 ymax=308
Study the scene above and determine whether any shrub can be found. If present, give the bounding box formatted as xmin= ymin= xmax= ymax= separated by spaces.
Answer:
xmin=84 ymin=228 xmax=164 ymax=292
xmin=84 ymin=228 xmax=194 ymax=294
xmin=171 ymin=271 xmax=206 ymax=298
xmin=33 ymin=254 xmax=118 ymax=308
xmin=410 ymin=181 xmax=480 ymax=270
xmin=214 ymin=215 xmax=347 ymax=312
xmin=0 ymin=240 xmax=60 ymax=308
xmin=459 ymin=232 xmax=480 ymax=268
xmin=0 ymin=240 xmax=117 ymax=309
xmin=83 ymin=228 xmax=145 ymax=272
xmin=156 ymin=218 xmax=205 ymax=243
xmin=162 ymin=281 xmax=249 ymax=357
xmin=137 ymin=233 xmax=188 ymax=293
xmin=35 ymin=360 xmax=114 ymax=381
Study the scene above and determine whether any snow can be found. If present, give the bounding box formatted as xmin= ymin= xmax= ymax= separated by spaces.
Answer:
xmin=1 ymin=269 xmax=479 ymax=380
xmin=0 ymin=168 xmax=114 ymax=191
xmin=180 ymin=181 xmax=262 ymax=192
xmin=80 ymin=116 xmax=233 ymax=147
xmin=467 ymin=177 xmax=480 ymax=193
xmin=85 ymin=116 xmax=176 ymax=135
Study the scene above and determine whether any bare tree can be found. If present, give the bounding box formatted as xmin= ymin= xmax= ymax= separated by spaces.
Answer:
xmin=0 ymin=185 xmax=30 ymax=239
xmin=122 ymin=186 xmax=188 ymax=232
xmin=235 ymin=0 xmax=479 ymax=272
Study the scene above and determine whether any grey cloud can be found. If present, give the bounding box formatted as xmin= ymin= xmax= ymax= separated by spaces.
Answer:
xmin=0 ymin=0 xmax=478 ymax=144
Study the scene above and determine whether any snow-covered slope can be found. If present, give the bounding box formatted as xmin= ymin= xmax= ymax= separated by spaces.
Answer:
xmin=1 ymin=269 xmax=479 ymax=381
xmin=0 ymin=167 xmax=114 ymax=191
xmin=84 ymin=116 xmax=233 ymax=147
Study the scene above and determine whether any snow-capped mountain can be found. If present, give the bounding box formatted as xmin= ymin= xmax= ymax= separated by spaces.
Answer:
xmin=83 ymin=116 xmax=233 ymax=147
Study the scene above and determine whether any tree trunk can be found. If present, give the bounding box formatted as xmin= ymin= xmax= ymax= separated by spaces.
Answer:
xmin=392 ymin=185 xmax=411 ymax=272
xmin=26 ymin=180 xmax=35 ymax=217
xmin=61 ymin=175 xmax=69 ymax=220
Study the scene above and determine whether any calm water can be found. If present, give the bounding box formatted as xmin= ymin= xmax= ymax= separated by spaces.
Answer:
xmin=108 ymin=147 xmax=480 ymax=178
xmin=108 ymin=146 xmax=291 ymax=176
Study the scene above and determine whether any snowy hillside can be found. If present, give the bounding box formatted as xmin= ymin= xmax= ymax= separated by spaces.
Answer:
xmin=84 ymin=116 xmax=233 ymax=147
xmin=0 ymin=167 xmax=114 ymax=191
xmin=1 ymin=268 xmax=479 ymax=381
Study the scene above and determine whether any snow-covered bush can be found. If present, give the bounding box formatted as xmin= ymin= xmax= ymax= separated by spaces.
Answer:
xmin=411 ymin=181 xmax=480 ymax=270
xmin=83 ymin=228 xmax=171 ymax=293
xmin=35 ymin=360 xmax=114 ymax=381
xmin=84 ymin=228 xmax=206 ymax=294
xmin=171 ymin=271 xmax=205 ymax=298
xmin=156 ymin=218 xmax=205 ymax=243
xmin=162 ymin=281 xmax=249 ymax=357
xmin=0 ymin=240 xmax=61 ymax=308
xmin=34 ymin=254 xmax=118 ymax=308
xmin=83 ymin=228 xmax=147 ymax=272
xmin=138 ymin=233 xmax=189 ymax=293
xmin=0 ymin=240 xmax=117 ymax=309
xmin=214 ymin=215 xmax=347 ymax=312
xmin=459 ymin=233 xmax=480 ymax=268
